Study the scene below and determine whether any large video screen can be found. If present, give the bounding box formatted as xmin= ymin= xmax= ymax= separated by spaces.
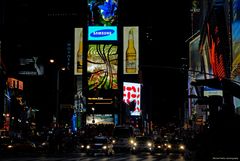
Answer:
xmin=203 ymin=86 xmax=223 ymax=97
xmin=231 ymin=0 xmax=240 ymax=82
xmin=87 ymin=44 xmax=118 ymax=91
xmin=201 ymin=36 xmax=214 ymax=79
xmin=86 ymin=114 xmax=114 ymax=124
xmin=88 ymin=0 xmax=118 ymax=26
xmin=17 ymin=56 xmax=44 ymax=76
xmin=206 ymin=7 xmax=230 ymax=79
xmin=189 ymin=34 xmax=203 ymax=79
xmin=123 ymin=82 xmax=141 ymax=116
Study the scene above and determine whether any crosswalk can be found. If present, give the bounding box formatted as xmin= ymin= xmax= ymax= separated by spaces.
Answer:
xmin=0 ymin=153 xmax=186 ymax=161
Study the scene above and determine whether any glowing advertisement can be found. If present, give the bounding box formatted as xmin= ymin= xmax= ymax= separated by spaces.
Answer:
xmin=201 ymin=37 xmax=214 ymax=79
xmin=86 ymin=114 xmax=114 ymax=124
xmin=123 ymin=27 xmax=139 ymax=75
xmin=123 ymin=82 xmax=141 ymax=116
xmin=74 ymin=28 xmax=83 ymax=75
xmin=7 ymin=78 xmax=24 ymax=90
xmin=231 ymin=0 xmax=240 ymax=81
xmin=87 ymin=44 xmax=118 ymax=91
xmin=189 ymin=34 xmax=203 ymax=79
xmin=203 ymin=86 xmax=223 ymax=97
xmin=17 ymin=56 xmax=44 ymax=76
xmin=88 ymin=0 xmax=118 ymax=26
xmin=88 ymin=26 xmax=117 ymax=41
xmin=205 ymin=8 xmax=229 ymax=79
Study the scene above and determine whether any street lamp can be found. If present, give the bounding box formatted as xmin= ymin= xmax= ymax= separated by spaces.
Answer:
xmin=91 ymin=107 xmax=95 ymax=124
xmin=50 ymin=59 xmax=66 ymax=127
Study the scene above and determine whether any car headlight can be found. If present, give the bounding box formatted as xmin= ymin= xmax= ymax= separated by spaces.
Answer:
xmin=167 ymin=144 xmax=172 ymax=149
xmin=179 ymin=144 xmax=185 ymax=150
xmin=86 ymin=145 xmax=90 ymax=149
xmin=147 ymin=142 xmax=152 ymax=147
xmin=102 ymin=145 xmax=107 ymax=149
xmin=41 ymin=142 xmax=47 ymax=146
xmin=130 ymin=139 xmax=134 ymax=144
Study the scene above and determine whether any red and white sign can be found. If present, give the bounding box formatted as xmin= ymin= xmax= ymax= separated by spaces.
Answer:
xmin=123 ymin=82 xmax=141 ymax=116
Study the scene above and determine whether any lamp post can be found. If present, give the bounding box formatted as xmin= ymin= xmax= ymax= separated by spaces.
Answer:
xmin=50 ymin=59 xmax=65 ymax=127
xmin=91 ymin=107 xmax=95 ymax=124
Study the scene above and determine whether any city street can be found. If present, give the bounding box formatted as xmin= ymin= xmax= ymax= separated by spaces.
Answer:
xmin=1 ymin=152 xmax=186 ymax=161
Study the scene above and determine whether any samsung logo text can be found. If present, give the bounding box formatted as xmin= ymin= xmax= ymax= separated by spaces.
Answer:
xmin=90 ymin=29 xmax=114 ymax=37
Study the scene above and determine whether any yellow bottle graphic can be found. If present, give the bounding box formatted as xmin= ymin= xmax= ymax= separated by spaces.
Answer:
xmin=126 ymin=28 xmax=137 ymax=74
xmin=77 ymin=30 xmax=83 ymax=74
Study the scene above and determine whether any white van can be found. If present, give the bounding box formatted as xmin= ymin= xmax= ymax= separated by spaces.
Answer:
xmin=112 ymin=125 xmax=134 ymax=152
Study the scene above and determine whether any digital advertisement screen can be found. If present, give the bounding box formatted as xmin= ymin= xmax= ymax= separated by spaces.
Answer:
xmin=233 ymin=96 xmax=240 ymax=110
xmin=17 ymin=56 xmax=44 ymax=76
xmin=205 ymin=7 xmax=229 ymax=79
xmin=123 ymin=26 xmax=139 ymax=75
xmin=231 ymin=0 xmax=240 ymax=82
xmin=189 ymin=34 xmax=204 ymax=79
xmin=203 ymin=86 xmax=223 ymax=97
xmin=86 ymin=114 xmax=114 ymax=124
xmin=88 ymin=26 xmax=117 ymax=41
xmin=123 ymin=82 xmax=141 ymax=116
xmin=7 ymin=78 xmax=24 ymax=90
xmin=74 ymin=28 xmax=84 ymax=75
xmin=201 ymin=37 xmax=214 ymax=79
xmin=88 ymin=0 xmax=118 ymax=26
xmin=87 ymin=44 xmax=118 ymax=91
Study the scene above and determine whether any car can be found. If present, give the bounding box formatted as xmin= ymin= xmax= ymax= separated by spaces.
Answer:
xmin=112 ymin=126 xmax=134 ymax=152
xmin=166 ymin=137 xmax=186 ymax=154
xmin=86 ymin=135 xmax=114 ymax=156
xmin=152 ymin=137 xmax=165 ymax=154
xmin=35 ymin=138 xmax=50 ymax=153
xmin=75 ymin=136 xmax=90 ymax=153
xmin=130 ymin=136 xmax=154 ymax=154
xmin=0 ymin=136 xmax=14 ymax=154
xmin=11 ymin=138 xmax=37 ymax=153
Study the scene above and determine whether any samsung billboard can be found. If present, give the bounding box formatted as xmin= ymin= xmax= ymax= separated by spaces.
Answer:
xmin=88 ymin=26 xmax=117 ymax=41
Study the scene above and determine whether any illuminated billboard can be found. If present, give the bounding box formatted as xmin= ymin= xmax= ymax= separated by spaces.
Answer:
xmin=86 ymin=114 xmax=114 ymax=124
xmin=231 ymin=0 xmax=240 ymax=82
xmin=17 ymin=56 xmax=44 ymax=76
xmin=87 ymin=44 xmax=118 ymax=91
xmin=203 ymin=86 xmax=223 ymax=97
xmin=74 ymin=28 xmax=84 ymax=75
xmin=123 ymin=27 xmax=139 ymax=75
xmin=189 ymin=34 xmax=204 ymax=79
xmin=205 ymin=7 xmax=230 ymax=80
xmin=7 ymin=78 xmax=24 ymax=90
xmin=88 ymin=0 xmax=118 ymax=26
xmin=88 ymin=26 xmax=117 ymax=41
xmin=201 ymin=36 xmax=214 ymax=79
xmin=123 ymin=82 xmax=141 ymax=116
